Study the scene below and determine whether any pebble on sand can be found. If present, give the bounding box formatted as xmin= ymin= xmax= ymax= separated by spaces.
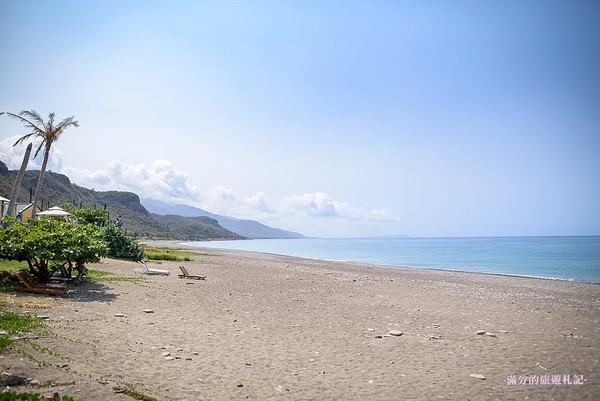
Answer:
xmin=143 ymin=309 xmax=154 ymax=313
xmin=470 ymin=374 xmax=486 ymax=380
xmin=114 ymin=313 xmax=126 ymax=318
xmin=389 ymin=330 xmax=403 ymax=337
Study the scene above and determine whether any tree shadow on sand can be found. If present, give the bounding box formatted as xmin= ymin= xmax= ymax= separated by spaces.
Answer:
xmin=65 ymin=280 xmax=119 ymax=303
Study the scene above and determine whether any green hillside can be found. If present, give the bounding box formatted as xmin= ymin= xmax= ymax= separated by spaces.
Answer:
xmin=153 ymin=214 xmax=242 ymax=240
xmin=0 ymin=160 xmax=242 ymax=240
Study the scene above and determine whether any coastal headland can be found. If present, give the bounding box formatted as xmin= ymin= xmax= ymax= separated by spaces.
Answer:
xmin=2 ymin=241 xmax=598 ymax=400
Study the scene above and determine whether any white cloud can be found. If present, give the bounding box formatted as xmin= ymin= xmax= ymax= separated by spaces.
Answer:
xmin=0 ymin=135 xmax=64 ymax=172
xmin=199 ymin=188 xmax=398 ymax=224
xmin=280 ymin=192 xmax=397 ymax=223
xmin=63 ymin=159 xmax=202 ymax=204
xmin=369 ymin=208 xmax=398 ymax=222
xmin=283 ymin=192 xmax=348 ymax=218
xmin=201 ymin=185 xmax=240 ymax=214
xmin=0 ymin=136 xmax=27 ymax=169
xmin=0 ymin=146 xmax=401 ymax=236
xmin=245 ymin=190 xmax=276 ymax=213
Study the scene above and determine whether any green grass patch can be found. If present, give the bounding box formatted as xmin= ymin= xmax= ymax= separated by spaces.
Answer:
xmin=0 ymin=311 xmax=45 ymax=353
xmin=0 ymin=282 xmax=16 ymax=293
xmin=0 ymin=311 xmax=75 ymax=400
xmin=113 ymin=385 xmax=158 ymax=401
xmin=143 ymin=246 xmax=219 ymax=261
xmin=86 ymin=269 xmax=144 ymax=283
xmin=0 ymin=259 xmax=28 ymax=272
xmin=145 ymin=251 xmax=192 ymax=262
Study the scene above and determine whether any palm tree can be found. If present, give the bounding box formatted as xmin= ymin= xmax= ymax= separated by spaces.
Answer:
xmin=6 ymin=142 xmax=33 ymax=218
xmin=3 ymin=110 xmax=79 ymax=219
xmin=1 ymin=112 xmax=34 ymax=220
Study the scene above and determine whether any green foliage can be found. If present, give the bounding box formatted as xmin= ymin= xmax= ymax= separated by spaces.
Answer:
xmin=103 ymin=226 xmax=144 ymax=261
xmin=0 ymin=259 xmax=28 ymax=272
xmin=0 ymin=218 xmax=29 ymax=262
xmin=0 ymin=217 xmax=107 ymax=282
xmin=61 ymin=205 xmax=109 ymax=227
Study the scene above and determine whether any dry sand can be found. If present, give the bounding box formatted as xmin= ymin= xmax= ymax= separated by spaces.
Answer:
xmin=1 ymin=242 xmax=599 ymax=400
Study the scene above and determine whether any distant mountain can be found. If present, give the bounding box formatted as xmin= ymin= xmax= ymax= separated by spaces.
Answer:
xmin=0 ymin=159 xmax=304 ymax=240
xmin=142 ymin=198 xmax=306 ymax=239
xmin=0 ymin=160 xmax=240 ymax=240
xmin=152 ymin=214 xmax=241 ymax=241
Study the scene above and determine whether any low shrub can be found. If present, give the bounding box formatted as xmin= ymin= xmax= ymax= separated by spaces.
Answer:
xmin=103 ymin=226 xmax=144 ymax=261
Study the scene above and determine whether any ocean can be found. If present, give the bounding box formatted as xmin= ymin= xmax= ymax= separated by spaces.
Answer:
xmin=185 ymin=236 xmax=600 ymax=283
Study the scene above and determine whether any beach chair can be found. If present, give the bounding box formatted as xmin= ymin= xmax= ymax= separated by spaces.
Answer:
xmin=178 ymin=265 xmax=206 ymax=280
xmin=16 ymin=271 xmax=67 ymax=296
xmin=134 ymin=261 xmax=170 ymax=276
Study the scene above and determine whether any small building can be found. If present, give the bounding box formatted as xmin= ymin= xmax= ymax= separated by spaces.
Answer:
xmin=0 ymin=195 xmax=9 ymax=218
xmin=16 ymin=203 xmax=42 ymax=223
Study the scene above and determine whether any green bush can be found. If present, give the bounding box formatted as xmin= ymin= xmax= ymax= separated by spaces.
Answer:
xmin=0 ymin=217 xmax=107 ymax=282
xmin=103 ymin=226 xmax=144 ymax=261
xmin=61 ymin=205 xmax=109 ymax=227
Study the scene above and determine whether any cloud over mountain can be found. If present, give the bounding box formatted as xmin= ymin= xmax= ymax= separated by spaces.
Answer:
xmin=63 ymin=159 xmax=203 ymax=204
xmin=0 ymin=135 xmax=64 ymax=172
xmin=0 ymin=139 xmax=401 ymax=237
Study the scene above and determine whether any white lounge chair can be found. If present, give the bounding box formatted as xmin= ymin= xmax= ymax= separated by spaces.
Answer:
xmin=134 ymin=261 xmax=170 ymax=276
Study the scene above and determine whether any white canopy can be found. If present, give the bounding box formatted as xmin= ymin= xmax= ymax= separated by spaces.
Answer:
xmin=37 ymin=206 xmax=72 ymax=217
xmin=0 ymin=196 xmax=9 ymax=202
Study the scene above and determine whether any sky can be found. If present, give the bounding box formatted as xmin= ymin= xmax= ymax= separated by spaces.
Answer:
xmin=1 ymin=0 xmax=599 ymax=238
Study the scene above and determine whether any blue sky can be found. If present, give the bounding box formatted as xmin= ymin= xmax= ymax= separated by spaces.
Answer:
xmin=1 ymin=0 xmax=599 ymax=238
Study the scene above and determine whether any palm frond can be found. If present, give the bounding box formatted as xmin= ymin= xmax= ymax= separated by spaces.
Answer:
xmin=19 ymin=110 xmax=45 ymax=126
xmin=4 ymin=111 xmax=46 ymax=136
xmin=33 ymin=141 xmax=46 ymax=159
xmin=4 ymin=110 xmax=78 ymax=158
xmin=45 ymin=112 xmax=55 ymax=132
xmin=57 ymin=116 xmax=79 ymax=130
xmin=13 ymin=133 xmax=37 ymax=146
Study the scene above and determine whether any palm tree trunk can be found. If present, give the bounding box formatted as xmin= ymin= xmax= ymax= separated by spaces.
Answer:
xmin=7 ymin=142 xmax=33 ymax=218
xmin=30 ymin=145 xmax=50 ymax=220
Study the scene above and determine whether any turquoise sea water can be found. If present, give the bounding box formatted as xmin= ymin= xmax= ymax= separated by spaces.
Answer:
xmin=185 ymin=236 xmax=600 ymax=283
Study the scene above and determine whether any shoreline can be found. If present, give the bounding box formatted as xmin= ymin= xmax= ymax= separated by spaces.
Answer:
xmin=2 ymin=245 xmax=599 ymax=400
xmin=152 ymin=239 xmax=600 ymax=285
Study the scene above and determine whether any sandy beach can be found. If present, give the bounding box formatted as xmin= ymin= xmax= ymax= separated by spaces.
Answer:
xmin=1 ymin=242 xmax=598 ymax=400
